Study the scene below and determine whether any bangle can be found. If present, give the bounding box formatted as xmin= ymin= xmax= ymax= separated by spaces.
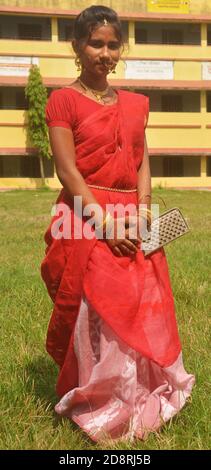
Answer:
xmin=95 ymin=212 xmax=111 ymax=231
xmin=104 ymin=214 xmax=114 ymax=238
xmin=137 ymin=208 xmax=152 ymax=223
xmin=138 ymin=207 xmax=152 ymax=217
xmin=138 ymin=194 xmax=151 ymax=203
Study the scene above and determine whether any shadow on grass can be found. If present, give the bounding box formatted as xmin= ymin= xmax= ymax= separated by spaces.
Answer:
xmin=25 ymin=355 xmax=58 ymax=406
xmin=24 ymin=355 xmax=94 ymax=441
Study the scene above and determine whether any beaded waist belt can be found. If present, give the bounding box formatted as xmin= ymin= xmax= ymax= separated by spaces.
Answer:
xmin=88 ymin=184 xmax=137 ymax=193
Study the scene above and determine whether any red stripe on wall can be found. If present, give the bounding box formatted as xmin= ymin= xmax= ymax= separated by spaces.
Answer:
xmin=149 ymin=148 xmax=211 ymax=155
xmin=1 ymin=76 xmax=211 ymax=90
xmin=1 ymin=6 xmax=211 ymax=22
xmin=148 ymin=125 xmax=201 ymax=129
xmin=0 ymin=148 xmax=36 ymax=155
xmin=1 ymin=148 xmax=211 ymax=156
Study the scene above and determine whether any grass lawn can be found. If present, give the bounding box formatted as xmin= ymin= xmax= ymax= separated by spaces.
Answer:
xmin=0 ymin=188 xmax=210 ymax=450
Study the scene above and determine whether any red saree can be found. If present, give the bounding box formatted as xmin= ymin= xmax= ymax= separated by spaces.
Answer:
xmin=41 ymin=88 xmax=194 ymax=441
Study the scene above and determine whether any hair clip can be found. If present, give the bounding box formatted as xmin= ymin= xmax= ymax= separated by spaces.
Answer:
xmin=103 ymin=19 xmax=108 ymax=26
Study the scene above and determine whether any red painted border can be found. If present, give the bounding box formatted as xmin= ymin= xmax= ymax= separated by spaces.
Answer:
xmin=149 ymin=148 xmax=211 ymax=155
xmin=0 ymin=50 xmax=210 ymax=63
xmin=1 ymin=147 xmax=211 ymax=156
xmin=148 ymin=125 xmax=201 ymax=129
xmin=0 ymin=122 xmax=27 ymax=127
xmin=0 ymin=124 xmax=203 ymax=130
xmin=1 ymin=6 xmax=211 ymax=23
xmin=0 ymin=147 xmax=36 ymax=155
xmin=1 ymin=76 xmax=211 ymax=90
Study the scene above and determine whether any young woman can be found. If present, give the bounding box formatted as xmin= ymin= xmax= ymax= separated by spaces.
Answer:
xmin=41 ymin=5 xmax=195 ymax=442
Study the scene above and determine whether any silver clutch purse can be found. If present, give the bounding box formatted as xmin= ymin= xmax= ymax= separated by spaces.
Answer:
xmin=142 ymin=207 xmax=190 ymax=256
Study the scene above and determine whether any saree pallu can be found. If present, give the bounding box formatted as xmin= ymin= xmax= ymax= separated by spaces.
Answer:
xmin=41 ymin=89 xmax=195 ymax=442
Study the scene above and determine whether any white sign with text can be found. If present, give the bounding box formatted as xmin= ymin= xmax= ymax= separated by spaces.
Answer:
xmin=125 ymin=60 xmax=174 ymax=80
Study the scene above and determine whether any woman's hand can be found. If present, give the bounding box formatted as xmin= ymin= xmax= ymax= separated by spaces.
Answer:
xmin=104 ymin=215 xmax=141 ymax=257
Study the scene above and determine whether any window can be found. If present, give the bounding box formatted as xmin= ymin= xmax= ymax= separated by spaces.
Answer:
xmin=150 ymin=156 xmax=200 ymax=177
xmin=163 ymin=157 xmax=184 ymax=177
xmin=206 ymin=92 xmax=211 ymax=112
xmin=16 ymin=89 xmax=28 ymax=109
xmin=0 ymin=15 xmax=51 ymax=40
xmin=0 ymin=155 xmax=54 ymax=177
xmin=58 ymin=19 xmax=74 ymax=41
xmin=207 ymin=26 xmax=211 ymax=45
xmin=134 ymin=21 xmax=200 ymax=45
xmin=135 ymin=28 xmax=147 ymax=44
xmin=121 ymin=21 xmax=129 ymax=43
xmin=18 ymin=23 xmax=42 ymax=40
xmin=135 ymin=90 xmax=200 ymax=113
xmin=162 ymin=29 xmax=184 ymax=45
xmin=162 ymin=95 xmax=183 ymax=112
xmin=64 ymin=25 xmax=73 ymax=41
xmin=207 ymin=157 xmax=211 ymax=176
xmin=0 ymin=87 xmax=28 ymax=109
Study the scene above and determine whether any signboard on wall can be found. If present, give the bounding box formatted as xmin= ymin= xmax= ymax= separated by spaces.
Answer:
xmin=125 ymin=60 xmax=174 ymax=80
xmin=0 ymin=56 xmax=39 ymax=76
xmin=147 ymin=0 xmax=190 ymax=14
xmin=202 ymin=62 xmax=211 ymax=80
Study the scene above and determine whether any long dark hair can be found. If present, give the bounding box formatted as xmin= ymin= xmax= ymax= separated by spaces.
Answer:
xmin=73 ymin=5 xmax=124 ymax=47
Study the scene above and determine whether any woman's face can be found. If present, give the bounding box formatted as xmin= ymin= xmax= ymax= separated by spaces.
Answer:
xmin=76 ymin=24 xmax=121 ymax=76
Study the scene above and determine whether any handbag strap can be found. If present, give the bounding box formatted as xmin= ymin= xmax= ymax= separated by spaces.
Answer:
xmin=151 ymin=194 xmax=167 ymax=210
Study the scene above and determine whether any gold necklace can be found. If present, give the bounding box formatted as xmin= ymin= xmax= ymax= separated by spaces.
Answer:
xmin=77 ymin=77 xmax=110 ymax=103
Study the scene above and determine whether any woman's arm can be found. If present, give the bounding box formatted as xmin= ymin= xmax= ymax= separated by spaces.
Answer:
xmin=137 ymin=135 xmax=151 ymax=210
xmin=49 ymin=126 xmax=100 ymax=210
xmin=49 ymin=126 xmax=138 ymax=255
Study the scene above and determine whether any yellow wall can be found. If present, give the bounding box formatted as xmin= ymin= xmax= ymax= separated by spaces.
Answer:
xmin=1 ymin=1 xmax=211 ymax=189
xmin=0 ymin=126 xmax=27 ymax=147
xmin=151 ymin=176 xmax=211 ymax=188
xmin=0 ymin=42 xmax=208 ymax=81
xmin=3 ymin=38 xmax=211 ymax=62
xmin=0 ymin=1 xmax=146 ymax=14
xmin=1 ymin=0 xmax=211 ymax=15
xmin=1 ymin=175 xmax=211 ymax=190
xmin=1 ymin=110 xmax=210 ymax=150
xmin=0 ymin=176 xmax=61 ymax=189
xmin=147 ymin=127 xmax=201 ymax=149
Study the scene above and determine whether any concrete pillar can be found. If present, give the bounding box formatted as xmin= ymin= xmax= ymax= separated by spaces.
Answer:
xmin=200 ymin=155 xmax=207 ymax=178
xmin=201 ymin=23 xmax=207 ymax=47
xmin=200 ymin=90 xmax=206 ymax=116
xmin=128 ymin=20 xmax=135 ymax=47
xmin=51 ymin=17 xmax=58 ymax=43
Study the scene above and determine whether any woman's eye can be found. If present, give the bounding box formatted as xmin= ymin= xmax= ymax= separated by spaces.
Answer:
xmin=89 ymin=41 xmax=120 ymax=50
xmin=109 ymin=42 xmax=120 ymax=50
xmin=89 ymin=41 xmax=102 ymax=48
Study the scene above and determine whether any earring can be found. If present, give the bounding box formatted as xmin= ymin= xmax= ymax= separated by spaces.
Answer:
xmin=75 ymin=56 xmax=81 ymax=72
xmin=112 ymin=67 xmax=116 ymax=74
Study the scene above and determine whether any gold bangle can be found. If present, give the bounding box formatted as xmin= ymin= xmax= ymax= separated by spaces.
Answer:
xmin=104 ymin=215 xmax=114 ymax=238
xmin=137 ymin=208 xmax=152 ymax=223
xmin=138 ymin=207 xmax=152 ymax=218
xmin=138 ymin=194 xmax=151 ymax=203
xmin=95 ymin=212 xmax=111 ymax=231
xmin=138 ymin=213 xmax=151 ymax=223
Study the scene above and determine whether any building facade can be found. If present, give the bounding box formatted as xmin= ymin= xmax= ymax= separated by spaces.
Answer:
xmin=0 ymin=0 xmax=211 ymax=189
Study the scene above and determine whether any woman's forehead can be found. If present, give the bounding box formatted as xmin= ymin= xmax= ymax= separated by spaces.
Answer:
xmin=89 ymin=25 xmax=118 ymax=40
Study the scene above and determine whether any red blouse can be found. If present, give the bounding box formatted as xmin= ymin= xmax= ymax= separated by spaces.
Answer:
xmin=46 ymin=87 xmax=149 ymax=131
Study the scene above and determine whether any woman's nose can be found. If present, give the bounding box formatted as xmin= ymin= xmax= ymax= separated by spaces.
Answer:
xmin=100 ymin=46 xmax=110 ymax=58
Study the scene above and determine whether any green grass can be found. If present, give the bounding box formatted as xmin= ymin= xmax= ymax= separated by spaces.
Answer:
xmin=0 ymin=188 xmax=210 ymax=450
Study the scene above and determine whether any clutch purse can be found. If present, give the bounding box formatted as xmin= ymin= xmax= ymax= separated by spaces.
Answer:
xmin=142 ymin=207 xmax=190 ymax=256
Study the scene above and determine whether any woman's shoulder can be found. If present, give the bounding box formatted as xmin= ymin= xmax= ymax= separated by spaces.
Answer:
xmin=48 ymin=86 xmax=77 ymax=101
xmin=46 ymin=87 xmax=77 ymax=127
xmin=47 ymin=87 xmax=77 ymax=115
